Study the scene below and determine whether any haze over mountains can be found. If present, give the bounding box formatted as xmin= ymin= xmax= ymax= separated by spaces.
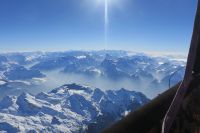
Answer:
xmin=0 ymin=50 xmax=185 ymax=98
xmin=0 ymin=50 xmax=187 ymax=132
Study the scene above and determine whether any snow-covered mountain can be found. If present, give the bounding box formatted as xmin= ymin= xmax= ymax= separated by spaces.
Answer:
xmin=0 ymin=83 xmax=149 ymax=133
xmin=29 ymin=51 xmax=185 ymax=82
xmin=0 ymin=54 xmax=44 ymax=81
xmin=0 ymin=51 xmax=186 ymax=98
xmin=0 ymin=51 xmax=186 ymax=132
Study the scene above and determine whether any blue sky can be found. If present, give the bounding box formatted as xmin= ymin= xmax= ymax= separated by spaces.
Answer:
xmin=0 ymin=0 xmax=197 ymax=53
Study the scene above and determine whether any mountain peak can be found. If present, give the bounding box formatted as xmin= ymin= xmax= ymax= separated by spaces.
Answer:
xmin=51 ymin=83 xmax=93 ymax=94
xmin=0 ymin=83 xmax=150 ymax=133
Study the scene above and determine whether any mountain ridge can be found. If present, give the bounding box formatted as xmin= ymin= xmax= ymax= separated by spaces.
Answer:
xmin=0 ymin=83 xmax=149 ymax=133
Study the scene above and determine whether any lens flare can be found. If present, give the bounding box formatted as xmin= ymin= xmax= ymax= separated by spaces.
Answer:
xmin=104 ymin=0 xmax=108 ymax=49
xmin=85 ymin=0 xmax=124 ymax=49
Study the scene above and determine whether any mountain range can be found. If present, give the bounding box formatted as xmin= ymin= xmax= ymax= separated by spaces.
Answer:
xmin=0 ymin=83 xmax=149 ymax=133
xmin=0 ymin=50 xmax=186 ymax=98
xmin=0 ymin=50 xmax=187 ymax=132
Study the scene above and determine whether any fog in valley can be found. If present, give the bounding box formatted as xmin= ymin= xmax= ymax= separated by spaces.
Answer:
xmin=33 ymin=70 xmax=166 ymax=99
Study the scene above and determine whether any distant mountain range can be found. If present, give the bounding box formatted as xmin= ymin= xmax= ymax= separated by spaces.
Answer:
xmin=0 ymin=50 xmax=186 ymax=98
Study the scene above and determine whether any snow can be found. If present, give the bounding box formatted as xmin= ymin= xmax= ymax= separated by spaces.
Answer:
xmin=32 ymin=77 xmax=47 ymax=82
xmin=158 ymin=62 xmax=164 ymax=65
xmin=10 ymin=80 xmax=31 ymax=85
xmin=76 ymin=55 xmax=86 ymax=59
xmin=123 ymin=110 xmax=131 ymax=116
xmin=89 ymin=68 xmax=102 ymax=74
xmin=0 ymin=51 xmax=186 ymax=99
xmin=0 ymin=83 xmax=149 ymax=133
xmin=0 ymin=80 xmax=6 ymax=85
xmin=0 ymin=51 xmax=187 ymax=131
